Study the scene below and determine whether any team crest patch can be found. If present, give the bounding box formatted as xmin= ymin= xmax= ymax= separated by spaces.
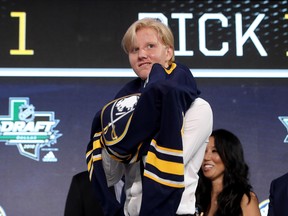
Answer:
xmin=101 ymin=94 xmax=140 ymax=145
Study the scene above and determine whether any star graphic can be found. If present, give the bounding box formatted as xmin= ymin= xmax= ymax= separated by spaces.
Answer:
xmin=278 ymin=116 xmax=288 ymax=143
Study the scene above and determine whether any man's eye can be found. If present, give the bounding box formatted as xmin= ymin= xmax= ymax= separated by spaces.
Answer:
xmin=130 ymin=48 xmax=139 ymax=53
xmin=147 ymin=44 xmax=154 ymax=49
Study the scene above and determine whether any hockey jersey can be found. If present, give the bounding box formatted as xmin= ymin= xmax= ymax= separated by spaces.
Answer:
xmin=86 ymin=62 xmax=199 ymax=215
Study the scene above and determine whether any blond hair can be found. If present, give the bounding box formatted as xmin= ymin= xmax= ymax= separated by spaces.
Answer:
xmin=121 ymin=18 xmax=175 ymax=65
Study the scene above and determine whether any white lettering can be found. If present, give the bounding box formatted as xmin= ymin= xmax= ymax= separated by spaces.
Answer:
xmin=171 ymin=13 xmax=194 ymax=56
xmin=23 ymin=121 xmax=35 ymax=132
xmin=0 ymin=122 xmax=14 ymax=132
xmin=236 ymin=13 xmax=267 ymax=56
xmin=13 ymin=121 xmax=26 ymax=132
xmin=23 ymin=144 xmax=36 ymax=149
xmin=138 ymin=12 xmax=267 ymax=57
xmin=36 ymin=121 xmax=54 ymax=132
xmin=199 ymin=13 xmax=229 ymax=56
xmin=0 ymin=121 xmax=55 ymax=132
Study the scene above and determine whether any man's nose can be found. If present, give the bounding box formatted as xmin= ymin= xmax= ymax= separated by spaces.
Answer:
xmin=138 ymin=48 xmax=147 ymax=58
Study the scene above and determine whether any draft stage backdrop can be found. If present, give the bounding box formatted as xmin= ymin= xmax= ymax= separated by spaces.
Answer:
xmin=0 ymin=1 xmax=287 ymax=216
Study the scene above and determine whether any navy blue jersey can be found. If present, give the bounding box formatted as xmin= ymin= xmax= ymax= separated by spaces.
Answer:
xmin=86 ymin=62 xmax=199 ymax=216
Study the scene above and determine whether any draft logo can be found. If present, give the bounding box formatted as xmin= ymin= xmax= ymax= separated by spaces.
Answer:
xmin=0 ymin=97 xmax=62 ymax=161
xmin=278 ymin=116 xmax=288 ymax=143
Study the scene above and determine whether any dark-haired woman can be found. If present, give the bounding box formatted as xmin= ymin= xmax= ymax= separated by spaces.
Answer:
xmin=196 ymin=129 xmax=261 ymax=216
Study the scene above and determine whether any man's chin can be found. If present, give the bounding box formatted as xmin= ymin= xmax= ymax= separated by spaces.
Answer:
xmin=136 ymin=70 xmax=150 ymax=80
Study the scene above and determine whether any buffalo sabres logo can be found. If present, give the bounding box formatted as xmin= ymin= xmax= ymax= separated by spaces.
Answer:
xmin=115 ymin=96 xmax=139 ymax=112
xmin=101 ymin=94 xmax=140 ymax=145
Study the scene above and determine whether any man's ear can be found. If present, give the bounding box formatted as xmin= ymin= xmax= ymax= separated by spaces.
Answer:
xmin=166 ymin=46 xmax=173 ymax=61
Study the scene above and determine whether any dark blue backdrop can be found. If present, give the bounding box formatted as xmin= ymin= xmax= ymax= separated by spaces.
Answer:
xmin=0 ymin=77 xmax=287 ymax=215
xmin=0 ymin=1 xmax=287 ymax=215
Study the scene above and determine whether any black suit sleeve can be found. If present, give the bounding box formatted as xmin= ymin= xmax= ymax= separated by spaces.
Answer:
xmin=64 ymin=173 xmax=85 ymax=216
xmin=64 ymin=171 xmax=104 ymax=216
xmin=267 ymin=180 xmax=275 ymax=216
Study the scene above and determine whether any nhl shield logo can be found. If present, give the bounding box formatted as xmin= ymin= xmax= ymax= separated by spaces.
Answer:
xmin=18 ymin=104 xmax=35 ymax=122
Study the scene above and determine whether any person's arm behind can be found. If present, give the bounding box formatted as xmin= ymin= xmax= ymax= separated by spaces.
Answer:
xmin=241 ymin=192 xmax=261 ymax=216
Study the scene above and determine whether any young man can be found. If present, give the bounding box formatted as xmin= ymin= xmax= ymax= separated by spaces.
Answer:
xmin=86 ymin=18 xmax=213 ymax=216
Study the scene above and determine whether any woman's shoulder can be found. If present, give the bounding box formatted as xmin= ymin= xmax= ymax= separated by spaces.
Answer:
xmin=241 ymin=192 xmax=261 ymax=216
xmin=241 ymin=191 xmax=259 ymax=205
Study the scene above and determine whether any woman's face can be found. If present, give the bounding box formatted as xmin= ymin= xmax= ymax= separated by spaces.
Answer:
xmin=201 ymin=136 xmax=225 ymax=182
xmin=128 ymin=27 xmax=173 ymax=80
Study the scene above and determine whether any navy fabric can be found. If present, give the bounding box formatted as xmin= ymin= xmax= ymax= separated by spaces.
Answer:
xmin=86 ymin=62 xmax=199 ymax=216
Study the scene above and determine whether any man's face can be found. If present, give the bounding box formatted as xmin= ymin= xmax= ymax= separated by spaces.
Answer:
xmin=128 ymin=27 xmax=173 ymax=80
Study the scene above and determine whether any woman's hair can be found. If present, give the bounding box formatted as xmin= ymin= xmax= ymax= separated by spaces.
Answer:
xmin=121 ymin=18 xmax=175 ymax=65
xmin=196 ymin=129 xmax=252 ymax=216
